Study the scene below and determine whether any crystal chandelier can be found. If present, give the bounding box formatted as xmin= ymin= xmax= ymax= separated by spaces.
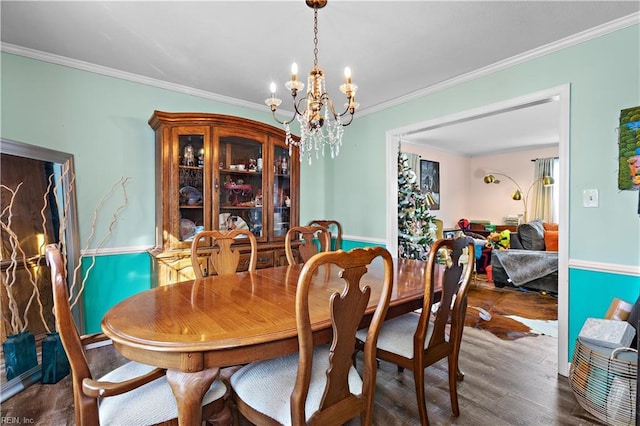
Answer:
xmin=265 ymin=0 xmax=359 ymax=163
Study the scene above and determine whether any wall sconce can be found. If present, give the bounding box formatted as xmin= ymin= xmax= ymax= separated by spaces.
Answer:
xmin=483 ymin=173 xmax=554 ymax=222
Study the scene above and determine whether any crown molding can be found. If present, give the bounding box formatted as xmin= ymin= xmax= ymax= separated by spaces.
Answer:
xmin=2 ymin=12 xmax=638 ymax=117
xmin=0 ymin=42 xmax=266 ymax=113
xmin=358 ymin=12 xmax=640 ymax=117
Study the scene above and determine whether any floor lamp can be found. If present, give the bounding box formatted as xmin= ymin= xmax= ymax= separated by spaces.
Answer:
xmin=483 ymin=173 xmax=554 ymax=222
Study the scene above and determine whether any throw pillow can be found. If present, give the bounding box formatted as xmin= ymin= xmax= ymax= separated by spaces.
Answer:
xmin=509 ymin=232 xmax=523 ymax=249
xmin=544 ymin=230 xmax=559 ymax=251
xmin=517 ymin=220 xmax=546 ymax=250
xmin=543 ymin=222 xmax=559 ymax=231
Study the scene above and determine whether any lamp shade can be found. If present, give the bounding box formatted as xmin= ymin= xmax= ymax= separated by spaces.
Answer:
xmin=511 ymin=189 xmax=523 ymax=201
xmin=483 ymin=174 xmax=496 ymax=184
xmin=425 ymin=192 xmax=437 ymax=206
xmin=542 ymin=176 xmax=555 ymax=186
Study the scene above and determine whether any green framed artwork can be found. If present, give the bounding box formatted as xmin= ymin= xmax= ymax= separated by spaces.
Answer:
xmin=618 ymin=106 xmax=640 ymax=190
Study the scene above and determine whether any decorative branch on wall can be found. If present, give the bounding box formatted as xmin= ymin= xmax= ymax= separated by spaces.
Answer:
xmin=1 ymin=182 xmax=48 ymax=336
xmin=70 ymin=176 xmax=130 ymax=310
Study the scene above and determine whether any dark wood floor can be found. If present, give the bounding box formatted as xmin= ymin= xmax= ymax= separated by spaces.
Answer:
xmin=1 ymin=326 xmax=603 ymax=425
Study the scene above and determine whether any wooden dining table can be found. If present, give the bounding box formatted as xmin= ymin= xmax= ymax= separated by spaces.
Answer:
xmin=101 ymin=256 xmax=429 ymax=425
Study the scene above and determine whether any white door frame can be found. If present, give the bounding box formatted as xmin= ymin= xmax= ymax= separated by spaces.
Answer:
xmin=385 ymin=84 xmax=571 ymax=376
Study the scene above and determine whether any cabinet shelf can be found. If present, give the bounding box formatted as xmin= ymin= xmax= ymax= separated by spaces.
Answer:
xmin=221 ymin=205 xmax=263 ymax=209
xmin=222 ymin=169 xmax=262 ymax=175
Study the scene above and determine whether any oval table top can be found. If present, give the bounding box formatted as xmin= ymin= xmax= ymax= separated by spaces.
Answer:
xmin=101 ymin=257 xmax=428 ymax=370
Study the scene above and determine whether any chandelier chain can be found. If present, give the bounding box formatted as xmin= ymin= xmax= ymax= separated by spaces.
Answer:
xmin=313 ymin=7 xmax=319 ymax=68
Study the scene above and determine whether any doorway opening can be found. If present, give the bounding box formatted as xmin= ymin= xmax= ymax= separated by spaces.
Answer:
xmin=384 ymin=84 xmax=570 ymax=376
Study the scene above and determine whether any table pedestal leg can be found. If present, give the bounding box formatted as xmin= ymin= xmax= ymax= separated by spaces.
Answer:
xmin=167 ymin=367 xmax=220 ymax=426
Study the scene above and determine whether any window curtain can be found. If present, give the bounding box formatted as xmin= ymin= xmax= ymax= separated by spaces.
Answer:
xmin=531 ymin=157 xmax=557 ymax=222
xmin=404 ymin=152 xmax=421 ymax=180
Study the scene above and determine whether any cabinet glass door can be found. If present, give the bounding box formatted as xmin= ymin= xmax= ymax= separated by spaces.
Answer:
xmin=177 ymin=134 xmax=206 ymax=243
xmin=218 ymin=135 xmax=265 ymax=240
xmin=272 ymin=145 xmax=292 ymax=239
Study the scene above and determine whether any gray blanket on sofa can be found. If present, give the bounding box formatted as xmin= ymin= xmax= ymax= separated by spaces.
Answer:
xmin=492 ymin=249 xmax=558 ymax=287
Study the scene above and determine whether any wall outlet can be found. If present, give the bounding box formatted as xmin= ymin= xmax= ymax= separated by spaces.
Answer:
xmin=583 ymin=189 xmax=599 ymax=208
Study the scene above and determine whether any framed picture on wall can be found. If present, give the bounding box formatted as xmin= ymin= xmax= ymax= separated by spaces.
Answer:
xmin=420 ymin=159 xmax=440 ymax=210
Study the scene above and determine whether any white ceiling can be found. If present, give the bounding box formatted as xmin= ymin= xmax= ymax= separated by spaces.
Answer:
xmin=2 ymin=1 xmax=638 ymax=156
xmin=403 ymin=97 xmax=562 ymax=157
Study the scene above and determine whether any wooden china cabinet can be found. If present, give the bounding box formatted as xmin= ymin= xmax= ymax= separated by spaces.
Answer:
xmin=148 ymin=111 xmax=300 ymax=286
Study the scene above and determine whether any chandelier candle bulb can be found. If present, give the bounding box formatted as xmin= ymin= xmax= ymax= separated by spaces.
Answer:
xmin=291 ymin=62 xmax=298 ymax=81
xmin=344 ymin=67 xmax=351 ymax=84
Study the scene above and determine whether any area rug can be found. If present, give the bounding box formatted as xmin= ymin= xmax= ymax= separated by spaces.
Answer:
xmin=464 ymin=284 xmax=558 ymax=340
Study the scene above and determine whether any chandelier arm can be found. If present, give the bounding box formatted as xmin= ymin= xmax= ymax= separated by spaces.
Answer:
xmin=293 ymin=95 xmax=309 ymax=121
xmin=322 ymin=95 xmax=355 ymax=126
xmin=322 ymin=93 xmax=338 ymax=116
xmin=272 ymin=91 xmax=311 ymax=126
xmin=270 ymin=109 xmax=292 ymax=126
xmin=338 ymin=111 xmax=355 ymax=126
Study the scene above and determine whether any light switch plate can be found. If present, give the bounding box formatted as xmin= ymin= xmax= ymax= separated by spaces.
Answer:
xmin=583 ymin=189 xmax=599 ymax=207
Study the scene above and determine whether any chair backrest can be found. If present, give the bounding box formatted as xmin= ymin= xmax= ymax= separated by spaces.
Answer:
xmin=418 ymin=237 xmax=475 ymax=355
xmin=190 ymin=229 xmax=257 ymax=277
xmin=284 ymin=225 xmax=331 ymax=265
xmin=307 ymin=219 xmax=343 ymax=250
xmin=45 ymin=244 xmax=98 ymax=424
xmin=292 ymin=246 xmax=394 ymax=425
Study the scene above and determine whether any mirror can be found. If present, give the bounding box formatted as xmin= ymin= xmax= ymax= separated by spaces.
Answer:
xmin=0 ymin=137 xmax=82 ymax=400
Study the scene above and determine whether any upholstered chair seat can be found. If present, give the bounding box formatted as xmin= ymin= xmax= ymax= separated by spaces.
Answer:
xmin=98 ymin=361 xmax=227 ymax=425
xmin=230 ymin=345 xmax=363 ymax=425
xmin=356 ymin=312 xmax=440 ymax=359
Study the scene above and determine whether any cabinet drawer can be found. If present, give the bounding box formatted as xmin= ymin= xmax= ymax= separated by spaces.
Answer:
xmin=237 ymin=250 xmax=274 ymax=271
xmin=257 ymin=250 xmax=275 ymax=269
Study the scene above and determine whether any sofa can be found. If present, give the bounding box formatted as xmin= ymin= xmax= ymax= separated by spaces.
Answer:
xmin=490 ymin=220 xmax=558 ymax=294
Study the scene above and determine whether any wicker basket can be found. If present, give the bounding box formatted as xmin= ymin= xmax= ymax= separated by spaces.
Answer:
xmin=569 ymin=339 xmax=637 ymax=426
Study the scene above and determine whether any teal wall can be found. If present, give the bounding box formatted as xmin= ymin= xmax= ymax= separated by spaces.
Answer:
xmin=2 ymin=24 xmax=639 ymax=351
xmin=81 ymin=252 xmax=151 ymax=334
xmin=568 ymin=269 xmax=639 ymax=359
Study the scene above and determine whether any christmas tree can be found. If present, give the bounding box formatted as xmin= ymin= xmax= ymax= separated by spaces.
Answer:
xmin=398 ymin=153 xmax=435 ymax=260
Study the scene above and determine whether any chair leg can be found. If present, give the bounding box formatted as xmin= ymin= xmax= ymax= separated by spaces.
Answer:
xmin=413 ymin=368 xmax=429 ymax=426
xmin=206 ymin=402 xmax=233 ymax=426
xmin=448 ymin=354 xmax=460 ymax=417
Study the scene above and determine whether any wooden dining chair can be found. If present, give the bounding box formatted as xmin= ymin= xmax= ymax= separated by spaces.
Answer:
xmin=190 ymin=229 xmax=258 ymax=277
xmin=230 ymin=246 xmax=394 ymax=425
xmin=307 ymin=219 xmax=343 ymax=250
xmin=284 ymin=225 xmax=331 ymax=265
xmin=45 ymin=244 xmax=231 ymax=425
xmin=355 ymin=237 xmax=475 ymax=426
